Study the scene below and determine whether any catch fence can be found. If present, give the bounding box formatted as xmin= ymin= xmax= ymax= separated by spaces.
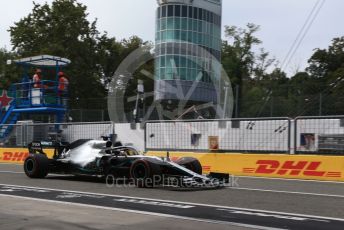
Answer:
xmin=145 ymin=118 xmax=291 ymax=153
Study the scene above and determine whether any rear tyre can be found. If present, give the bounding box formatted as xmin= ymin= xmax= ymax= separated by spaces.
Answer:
xmin=175 ymin=157 xmax=202 ymax=175
xmin=24 ymin=154 xmax=49 ymax=178
xmin=130 ymin=159 xmax=161 ymax=188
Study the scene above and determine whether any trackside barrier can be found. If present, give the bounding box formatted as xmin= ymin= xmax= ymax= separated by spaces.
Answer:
xmin=145 ymin=118 xmax=291 ymax=153
xmin=295 ymin=116 xmax=344 ymax=155
xmin=0 ymin=122 xmax=115 ymax=148
xmin=0 ymin=148 xmax=54 ymax=164
xmin=146 ymin=151 xmax=344 ymax=182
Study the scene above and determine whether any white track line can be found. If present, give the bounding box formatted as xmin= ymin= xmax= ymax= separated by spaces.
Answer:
xmin=237 ymin=175 xmax=344 ymax=184
xmin=0 ymin=194 xmax=284 ymax=230
xmin=228 ymin=187 xmax=344 ymax=198
xmin=0 ymin=183 xmax=343 ymax=223
xmin=0 ymin=163 xmax=22 ymax=166
xmin=0 ymin=171 xmax=66 ymax=177
xmin=0 ymin=171 xmax=23 ymax=174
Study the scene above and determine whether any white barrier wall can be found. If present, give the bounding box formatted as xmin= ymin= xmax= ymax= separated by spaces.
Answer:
xmin=61 ymin=123 xmax=114 ymax=143
xmin=62 ymin=123 xmax=145 ymax=152
xmin=114 ymin=123 xmax=145 ymax=152
xmin=146 ymin=120 xmax=290 ymax=152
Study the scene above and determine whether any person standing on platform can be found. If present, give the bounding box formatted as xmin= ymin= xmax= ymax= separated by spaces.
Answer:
xmin=32 ymin=69 xmax=42 ymax=88
xmin=31 ymin=69 xmax=44 ymax=104
xmin=58 ymin=71 xmax=69 ymax=107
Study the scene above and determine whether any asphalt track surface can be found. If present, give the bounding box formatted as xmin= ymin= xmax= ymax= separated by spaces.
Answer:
xmin=0 ymin=163 xmax=344 ymax=230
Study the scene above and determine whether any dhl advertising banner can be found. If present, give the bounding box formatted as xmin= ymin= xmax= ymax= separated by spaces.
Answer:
xmin=0 ymin=148 xmax=54 ymax=164
xmin=147 ymin=152 xmax=344 ymax=182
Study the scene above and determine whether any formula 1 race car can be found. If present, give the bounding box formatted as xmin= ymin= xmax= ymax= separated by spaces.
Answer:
xmin=24 ymin=139 xmax=228 ymax=188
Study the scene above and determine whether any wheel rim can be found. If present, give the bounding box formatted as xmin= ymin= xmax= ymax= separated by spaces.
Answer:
xmin=25 ymin=159 xmax=35 ymax=173
xmin=133 ymin=163 xmax=147 ymax=179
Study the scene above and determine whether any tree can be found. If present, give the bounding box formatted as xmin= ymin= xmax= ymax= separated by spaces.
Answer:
xmin=306 ymin=36 xmax=344 ymax=115
xmin=307 ymin=37 xmax=344 ymax=78
xmin=0 ymin=49 xmax=20 ymax=89
xmin=222 ymin=23 xmax=278 ymax=117
xmin=97 ymin=35 xmax=153 ymax=121
xmin=97 ymin=35 xmax=152 ymax=89
xmin=9 ymin=0 xmax=105 ymax=108
xmin=222 ymin=23 xmax=261 ymax=86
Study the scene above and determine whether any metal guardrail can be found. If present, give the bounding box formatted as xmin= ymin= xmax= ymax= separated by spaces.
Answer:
xmin=145 ymin=118 xmax=292 ymax=153
xmin=10 ymin=80 xmax=68 ymax=108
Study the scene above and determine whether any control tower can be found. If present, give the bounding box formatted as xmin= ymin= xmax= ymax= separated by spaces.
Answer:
xmin=154 ymin=0 xmax=222 ymax=116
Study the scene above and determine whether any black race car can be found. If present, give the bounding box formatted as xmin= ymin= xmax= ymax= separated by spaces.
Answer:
xmin=24 ymin=139 xmax=228 ymax=188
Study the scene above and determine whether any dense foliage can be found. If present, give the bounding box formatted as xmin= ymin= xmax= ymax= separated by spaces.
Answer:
xmin=7 ymin=0 xmax=149 ymax=110
xmin=222 ymin=24 xmax=344 ymax=117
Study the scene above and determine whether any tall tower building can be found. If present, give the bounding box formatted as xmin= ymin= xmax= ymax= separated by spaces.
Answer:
xmin=154 ymin=0 xmax=222 ymax=114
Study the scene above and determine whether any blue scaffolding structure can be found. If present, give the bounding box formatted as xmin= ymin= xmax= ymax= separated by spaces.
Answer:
xmin=0 ymin=55 xmax=71 ymax=139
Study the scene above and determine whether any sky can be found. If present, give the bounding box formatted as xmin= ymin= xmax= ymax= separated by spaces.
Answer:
xmin=0 ymin=0 xmax=343 ymax=76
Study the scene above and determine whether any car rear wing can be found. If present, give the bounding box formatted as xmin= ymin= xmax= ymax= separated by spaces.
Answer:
xmin=28 ymin=141 xmax=45 ymax=154
xmin=28 ymin=141 xmax=60 ymax=154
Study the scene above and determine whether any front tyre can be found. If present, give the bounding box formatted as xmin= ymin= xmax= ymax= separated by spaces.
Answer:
xmin=130 ymin=159 xmax=161 ymax=188
xmin=24 ymin=154 xmax=49 ymax=178
xmin=175 ymin=157 xmax=202 ymax=175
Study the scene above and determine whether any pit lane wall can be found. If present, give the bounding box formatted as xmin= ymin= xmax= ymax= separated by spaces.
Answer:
xmin=146 ymin=151 xmax=344 ymax=182
xmin=0 ymin=148 xmax=54 ymax=164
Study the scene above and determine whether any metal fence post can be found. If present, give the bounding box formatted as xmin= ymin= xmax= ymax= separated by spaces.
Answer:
xmin=319 ymin=93 xmax=323 ymax=116
xmin=144 ymin=121 xmax=147 ymax=152
xmin=294 ymin=118 xmax=298 ymax=155
xmin=287 ymin=118 xmax=292 ymax=154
